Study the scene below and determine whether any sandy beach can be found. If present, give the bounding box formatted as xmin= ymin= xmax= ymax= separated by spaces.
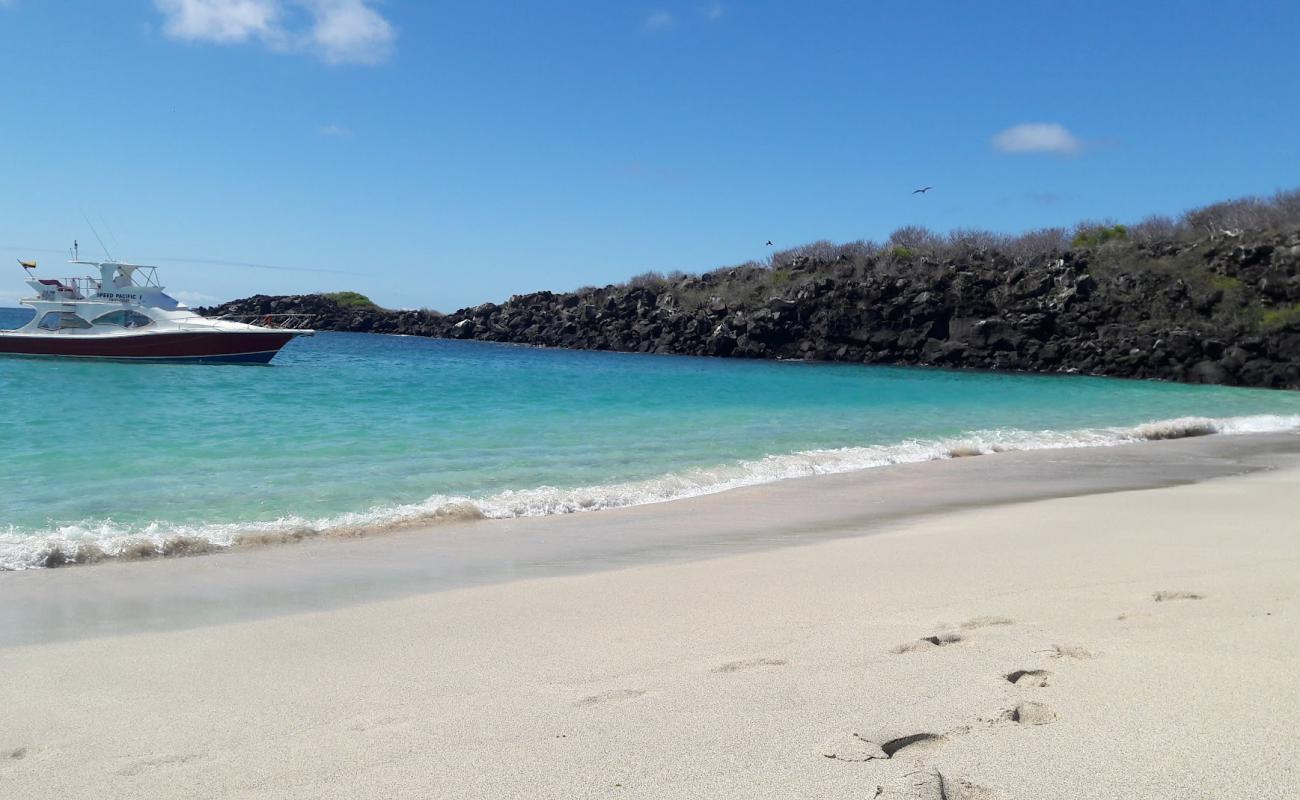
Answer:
xmin=3 ymin=437 xmax=1299 ymax=799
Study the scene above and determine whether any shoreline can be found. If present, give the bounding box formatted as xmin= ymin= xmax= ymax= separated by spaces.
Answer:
xmin=5 ymin=409 xmax=1300 ymax=572
xmin=3 ymin=445 xmax=1298 ymax=798
xmin=3 ymin=429 xmax=1299 ymax=648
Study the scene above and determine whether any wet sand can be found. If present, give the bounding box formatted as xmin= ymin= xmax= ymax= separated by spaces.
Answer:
xmin=3 ymin=431 xmax=1299 ymax=647
xmin=2 ymin=433 xmax=1299 ymax=798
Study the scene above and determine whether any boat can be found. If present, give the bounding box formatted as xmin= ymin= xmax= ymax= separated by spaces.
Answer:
xmin=0 ymin=258 xmax=313 ymax=364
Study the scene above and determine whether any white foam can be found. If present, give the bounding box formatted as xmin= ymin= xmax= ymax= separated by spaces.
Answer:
xmin=3 ymin=413 xmax=1298 ymax=570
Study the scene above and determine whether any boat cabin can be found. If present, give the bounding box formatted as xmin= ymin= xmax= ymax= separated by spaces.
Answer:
xmin=17 ymin=260 xmax=187 ymax=334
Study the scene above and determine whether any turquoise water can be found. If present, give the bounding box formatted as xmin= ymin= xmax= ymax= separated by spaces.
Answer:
xmin=3 ymin=305 xmax=1300 ymax=568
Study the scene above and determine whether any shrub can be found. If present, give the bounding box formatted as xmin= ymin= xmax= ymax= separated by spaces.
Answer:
xmin=588 ymin=187 xmax=1297 ymax=299
xmin=628 ymin=271 xmax=668 ymax=290
xmin=1269 ymin=188 xmax=1300 ymax=224
xmin=1002 ymin=228 xmax=1069 ymax=261
xmin=1259 ymin=303 xmax=1300 ymax=330
xmin=946 ymin=228 xmax=1006 ymax=254
xmin=888 ymin=225 xmax=944 ymax=253
xmin=1207 ymin=274 xmax=1243 ymax=292
xmin=1129 ymin=214 xmax=1178 ymax=244
xmin=323 ymin=291 xmax=378 ymax=308
xmin=1071 ymin=223 xmax=1128 ymax=248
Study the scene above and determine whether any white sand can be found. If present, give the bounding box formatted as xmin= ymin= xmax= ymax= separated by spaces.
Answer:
xmin=3 ymin=468 xmax=1299 ymax=799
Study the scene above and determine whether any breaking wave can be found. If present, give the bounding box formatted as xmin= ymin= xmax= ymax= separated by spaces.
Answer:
xmin=3 ymin=413 xmax=1298 ymax=571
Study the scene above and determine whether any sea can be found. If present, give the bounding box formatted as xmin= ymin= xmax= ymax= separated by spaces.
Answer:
xmin=3 ymin=304 xmax=1300 ymax=570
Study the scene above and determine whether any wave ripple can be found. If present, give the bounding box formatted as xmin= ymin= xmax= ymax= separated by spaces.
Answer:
xmin=3 ymin=413 xmax=1296 ymax=571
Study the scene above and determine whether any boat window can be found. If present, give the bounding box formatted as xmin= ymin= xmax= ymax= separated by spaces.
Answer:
xmin=37 ymin=312 xmax=94 ymax=331
xmin=92 ymin=310 xmax=154 ymax=328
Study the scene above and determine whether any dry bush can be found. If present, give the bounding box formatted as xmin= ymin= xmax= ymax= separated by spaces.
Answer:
xmin=1183 ymin=199 xmax=1265 ymax=235
xmin=1178 ymin=190 xmax=1300 ymax=236
xmin=888 ymin=225 xmax=945 ymax=253
xmin=599 ymin=187 xmax=1298 ymax=299
xmin=946 ymin=228 xmax=1008 ymax=255
xmin=628 ymin=271 xmax=668 ymax=290
xmin=1269 ymin=188 xmax=1300 ymax=224
xmin=1002 ymin=228 xmax=1069 ymax=261
xmin=1129 ymin=214 xmax=1178 ymax=243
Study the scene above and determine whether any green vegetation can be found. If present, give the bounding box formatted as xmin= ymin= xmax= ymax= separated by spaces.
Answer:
xmin=323 ymin=291 xmax=379 ymax=309
xmin=1208 ymin=274 xmax=1243 ymax=292
xmin=1071 ymin=224 xmax=1128 ymax=248
xmin=1259 ymin=303 xmax=1300 ymax=330
xmin=597 ymin=189 xmax=1300 ymax=329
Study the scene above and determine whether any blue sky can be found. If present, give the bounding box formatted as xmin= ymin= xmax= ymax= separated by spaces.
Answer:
xmin=2 ymin=1 xmax=1297 ymax=310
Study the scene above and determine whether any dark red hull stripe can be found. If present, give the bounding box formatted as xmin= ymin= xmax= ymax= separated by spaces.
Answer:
xmin=0 ymin=331 xmax=298 ymax=359
xmin=0 ymin=349 xmax=283 ymax=364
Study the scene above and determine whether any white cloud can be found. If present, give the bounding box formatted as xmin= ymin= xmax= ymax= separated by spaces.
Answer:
xmin=318 ymin=123 xmax=351 ymax=137
xmin=154 ymin=0 xmax=394 ymax=65
xmin=309 ymin=0 xmax=394 ymax=65
xmin=155 ymin=0 xmax=280 ymax=43
xmin=703 ymin=2 xmax=723 ymax=20
xmin=991 ymin=123 xmax=1082 ymax=155
xmin=644 ymin=10 xmax=675 ymax=31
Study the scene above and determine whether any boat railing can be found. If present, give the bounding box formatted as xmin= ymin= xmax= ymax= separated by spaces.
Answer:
xmin=216 ymin=313 xmax=316 ymax=330
xmin=30 ymin=276 xmax=100 ymax=300
xmin=70 ymin=277 xmax=102 ymax=297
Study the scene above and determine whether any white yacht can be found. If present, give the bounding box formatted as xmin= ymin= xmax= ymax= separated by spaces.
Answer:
xmin=0 ymin=258 xmax=312 ymax=363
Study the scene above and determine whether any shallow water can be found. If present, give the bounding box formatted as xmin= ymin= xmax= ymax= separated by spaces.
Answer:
xmin=3 ymin=305 xmax=1300 ymax=569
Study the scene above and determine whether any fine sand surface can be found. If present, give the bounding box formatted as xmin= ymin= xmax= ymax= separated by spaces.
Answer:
xmin=3 ymin=460 xmax=1299 ymax=797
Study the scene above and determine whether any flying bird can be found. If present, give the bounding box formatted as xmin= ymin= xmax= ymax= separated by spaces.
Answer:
xmin=912 ymin=186 xmax=932 ymax=194
xmin=765 ymin=240 xmax=774 ymax=246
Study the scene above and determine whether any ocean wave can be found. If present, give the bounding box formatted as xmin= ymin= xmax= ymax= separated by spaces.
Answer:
xmin=3 ymin=413 xmax=1298 ymax=570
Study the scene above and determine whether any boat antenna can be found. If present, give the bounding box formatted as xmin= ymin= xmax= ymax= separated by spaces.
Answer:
xmin=80 ymin=209 xmax=114 ymax=262
xmin=99 ymin=215 xmax=124 ymax=261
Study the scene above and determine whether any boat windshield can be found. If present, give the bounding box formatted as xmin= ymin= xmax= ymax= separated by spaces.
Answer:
xmin=92 ymin=310 xmax=154 ymax=328
xmin=37 ymin=312 xmax=94 ymax=331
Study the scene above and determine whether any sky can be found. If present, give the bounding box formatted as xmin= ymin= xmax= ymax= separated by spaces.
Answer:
xmin=1 ymin=1 xmax=1298 ymax=310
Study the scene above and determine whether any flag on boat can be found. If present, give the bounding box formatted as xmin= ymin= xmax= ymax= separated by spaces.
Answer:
xmin=17 ymin=259 xmax=36 ymax=269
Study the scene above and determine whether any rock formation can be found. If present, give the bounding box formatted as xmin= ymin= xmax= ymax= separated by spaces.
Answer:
xmin=201 ymin=230 xmax=1300 ymax=389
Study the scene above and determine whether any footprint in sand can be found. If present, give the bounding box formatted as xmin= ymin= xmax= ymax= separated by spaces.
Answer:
xmin=877 ymin=769 xmax=1008 ymax=800
xmin=960 ymin=616 xmax=1014 ymax=630
xmin=574 ymin=688 xmax=647 ymax=706
xmin=1002 ymin=701 xmax=1056 ymax=725
xmin=1152 ymin=590 xmax=1205 ymax=602
xmin=892 ymin=633 xmax=963 ymax=654
xmin=1042 ymin=644 xmax=1093 ymax=660
xmin=1004 ymin=669 xmax=1052 ymax=688
xmin=114 ymin=753 xmax=204 ymax=777
xmin=822 ymin=732 xmax=946 ymax=763
xmin=713 ymin=657 xmax=788 ymax=673
xmin=7 ymin=747 xmax=28 ymax=760
xmin=821 ymin=732 xmax=887 ymax=762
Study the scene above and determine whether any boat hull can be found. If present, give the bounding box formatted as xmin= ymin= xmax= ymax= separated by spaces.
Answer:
xmin=0 ymin=330 xmax=302 ymax=364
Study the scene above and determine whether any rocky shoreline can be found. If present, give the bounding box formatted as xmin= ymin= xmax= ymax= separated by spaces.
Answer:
xmin=202 ymin=229 xmax=1300 ymax=389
